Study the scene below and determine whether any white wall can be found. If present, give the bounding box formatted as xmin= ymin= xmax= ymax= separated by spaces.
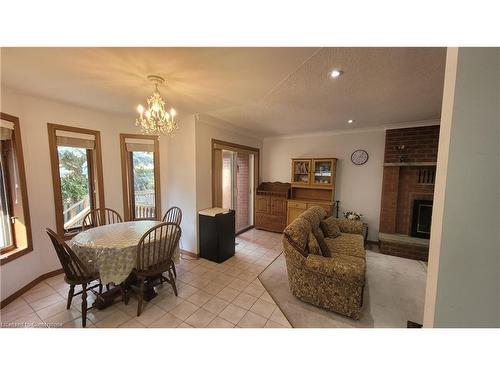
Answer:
xmin=165 ymin=114 xmax=197 ymax=253
xmin=262 ymin=129 xmax=385 ymax=241
xmin=424 ymin=48 xmax=500 ymax=327
xmin=0 ymin=87 xmax=141 ymax=299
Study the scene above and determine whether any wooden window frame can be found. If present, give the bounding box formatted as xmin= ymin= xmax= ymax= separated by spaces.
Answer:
xmin=0 ymin=149 xmax=17 ymax=253
xmin=211 ymin=139 xmax=260 ymax=233
xmin=0 ymin=113 xmax=33 ymax=266
xmin=47 ymin=123 xmax=105 ymax=240
xmin=120 ymin=133 xmax=161 ymax=221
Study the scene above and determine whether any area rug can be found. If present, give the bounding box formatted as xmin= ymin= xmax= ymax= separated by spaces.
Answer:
xmin=258 ymin=251 xmax=427 ymax=328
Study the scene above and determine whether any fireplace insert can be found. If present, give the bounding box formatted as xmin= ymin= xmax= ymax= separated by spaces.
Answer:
xmin=411 ymin=200 xmax=433 ymax=239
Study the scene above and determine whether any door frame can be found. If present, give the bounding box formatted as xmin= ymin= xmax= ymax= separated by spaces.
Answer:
xmin=211 ymin=139 xmax=260 ymax=233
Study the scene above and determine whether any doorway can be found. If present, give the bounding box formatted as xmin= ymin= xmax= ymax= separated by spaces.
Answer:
xmin=212 ymin=139 xmax=259 ymax=233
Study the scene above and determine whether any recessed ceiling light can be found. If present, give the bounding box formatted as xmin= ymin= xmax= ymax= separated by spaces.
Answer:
xmin=348 ymin=119 xmax=354 ymax=124
xmin=330 ymin=69 xmax=343 ymax=78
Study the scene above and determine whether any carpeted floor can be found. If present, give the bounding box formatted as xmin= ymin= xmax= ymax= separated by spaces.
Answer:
xmin=258 ymin=250 xmax=427 ymax=328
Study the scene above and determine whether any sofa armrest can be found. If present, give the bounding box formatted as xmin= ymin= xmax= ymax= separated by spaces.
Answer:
xmin=305 ymin=254 xmax=365 ymax=285
xmin=331 ymin=218 xmax=364 ymax=235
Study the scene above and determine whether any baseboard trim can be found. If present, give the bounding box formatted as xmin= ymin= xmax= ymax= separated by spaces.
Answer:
xmin=180 ymin=249 xmax=198 ymax=258
xmin=236 ymin=225 xmax=254 ymax=236
xmin=0 ymin=268 xmax=63 ymax=309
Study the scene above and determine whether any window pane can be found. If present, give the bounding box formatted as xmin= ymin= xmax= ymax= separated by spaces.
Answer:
xmin=0 ymin=154 xmax=13 ymax=248
xmin=58 ymin=146 xmax=92 ymax=231
xmin=132 ymin=151 xmax=155 ymax=219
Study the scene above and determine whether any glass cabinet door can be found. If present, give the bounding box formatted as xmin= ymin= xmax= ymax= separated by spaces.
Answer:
xmin=292 ymin=159 xmax=311 ymax=185
xmin=312 ymin=159 xmax=334 ymax=186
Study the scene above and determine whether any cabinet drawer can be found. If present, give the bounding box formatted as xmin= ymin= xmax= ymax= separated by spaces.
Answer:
xmin=288 ymin=201 xmax=307 ymax=209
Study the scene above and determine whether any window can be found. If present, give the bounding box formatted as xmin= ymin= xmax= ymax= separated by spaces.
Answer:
xmin=0 ymin=149 xmax=15 ymax=251
xmin=0 ymin=113 xmax=33 ymax=265
xmin=48 ymin=124 xmax=105 ymax=238
xmin=120 ymin=134 xmax=160 ymax=221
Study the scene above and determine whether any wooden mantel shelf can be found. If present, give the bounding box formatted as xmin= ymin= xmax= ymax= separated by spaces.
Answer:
xmin=383 ymin=162 xmax=437 ymax=167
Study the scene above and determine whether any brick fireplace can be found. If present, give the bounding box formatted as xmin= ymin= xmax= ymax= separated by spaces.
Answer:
xmin=378 ymin=125 xmax=440 ymax=261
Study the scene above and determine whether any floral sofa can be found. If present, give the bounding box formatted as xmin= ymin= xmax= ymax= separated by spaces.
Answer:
xmin=282 ymin=206 xmax=366 ymax=319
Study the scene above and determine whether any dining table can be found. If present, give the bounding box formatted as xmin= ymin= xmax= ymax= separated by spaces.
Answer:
xmin=70 ymin=220 xmax=180 ymax=286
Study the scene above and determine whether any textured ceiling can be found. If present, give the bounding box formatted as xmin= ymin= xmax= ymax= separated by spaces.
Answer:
xmin=1 ymin=47 xmax=446 ymax=137
xmin=208 ymin=48 xmax=446 ymax=136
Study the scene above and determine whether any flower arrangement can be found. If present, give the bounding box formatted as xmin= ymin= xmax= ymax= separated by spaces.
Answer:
xmin=343 ymin=211 xmax=363 ymax=221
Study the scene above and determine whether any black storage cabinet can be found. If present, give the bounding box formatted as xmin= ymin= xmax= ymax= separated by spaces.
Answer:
xmin=198 ymin=209 xmax=235 ymax=263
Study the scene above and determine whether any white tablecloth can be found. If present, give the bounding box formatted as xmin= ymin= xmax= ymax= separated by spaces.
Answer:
xmin=70 ymin=221 xmax=180 ymax=285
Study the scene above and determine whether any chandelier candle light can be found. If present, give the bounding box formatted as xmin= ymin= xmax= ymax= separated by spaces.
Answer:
xmin=135 ymin=75 xmax=178 ymax=136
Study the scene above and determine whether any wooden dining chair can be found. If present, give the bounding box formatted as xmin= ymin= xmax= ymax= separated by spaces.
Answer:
xmin=161 ymin=206 xmax=182 ymax=278
xmin=162 ymin=206 xmax=182 ymax=225
xmin=127 ymin=222 xmax=181 ymax=316
xmin=81 ymin=208 xmax=123 ymax=231
xmin=46 ymin=228 xmax=102 ymax=328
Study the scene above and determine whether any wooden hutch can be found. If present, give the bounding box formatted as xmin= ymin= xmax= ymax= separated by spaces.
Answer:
xmin=287 ymin=158 xmax=337 ymax=224
xmin=255 ymin=182 xmax=291 ymax=233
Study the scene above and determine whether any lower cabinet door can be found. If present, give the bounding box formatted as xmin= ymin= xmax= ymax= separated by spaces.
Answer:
xmin=256 ymin=213 xmax=286 ymax=232
xmin=270 ymin=197 xmax=287 ymax=216
xmin=256 ymin=195 xmax=270 ymax=214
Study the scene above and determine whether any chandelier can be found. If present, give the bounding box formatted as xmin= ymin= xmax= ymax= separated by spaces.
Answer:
xmin=135 ymin=75 xmax=178 ymax=136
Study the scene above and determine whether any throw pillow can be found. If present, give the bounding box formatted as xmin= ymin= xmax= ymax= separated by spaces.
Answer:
xmin=307 ymin=232 xmax=322 ymax=255
xmin=320 ymin=216 xmax=342 ymax=238
xmin=313 ymin=228 xmax=331 ymax=257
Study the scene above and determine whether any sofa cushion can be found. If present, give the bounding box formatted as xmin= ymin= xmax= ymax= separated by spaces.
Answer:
xmin=312 ymin=228 xmax=331 ymax=257
xmin=283 ymin=217 xmax=312 ymax=257
xmin=335 ymin=218 xmax=364 ymax=235
xmin=305 ymin=253 xmax=365 ymax=286
xmin=320 ymin=216 xmax=341 ymax=238
xmin=325 ymin=233 xmax=365 ymax=258
xmin=307 ymin=232 xmax=322 ymax=255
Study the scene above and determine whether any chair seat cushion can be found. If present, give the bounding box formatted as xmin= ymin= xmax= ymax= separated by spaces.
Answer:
xmin=325 ymin=233 xmax=365 ymax=258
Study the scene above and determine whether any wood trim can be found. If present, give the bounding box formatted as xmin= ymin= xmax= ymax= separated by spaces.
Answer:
xmin=179 ymin=249 xmax=199 ymax=258
xmin=212 ymin=138 xmax=260 ymax=153
xmin=0 ymin=112 xmax=33 ymax=265
xmin=0 ymin=247 xmax=32 ymax=266
xmin=94 ymin=130 xmax=106 ymax=221
xmin=119 ymin=133 xmax=161 ymax=221
xmin=0 ymin=144 xmax=17 ymax=253
xmin=212 ymin=148 xmax=223 ymax=207
xmin=47 ymin=123 xmax=105 ymax=239
xmin=120 ymin=134 xmax=131 ymax=221
xmin=236 ymin=225 xmax=254 ymax=236
xmin=0 ymin=268 xmax=63 ymax=309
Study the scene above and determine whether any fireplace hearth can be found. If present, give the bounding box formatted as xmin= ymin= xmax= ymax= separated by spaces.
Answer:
xmin=411 ymin=200 xmax=433 ymax=239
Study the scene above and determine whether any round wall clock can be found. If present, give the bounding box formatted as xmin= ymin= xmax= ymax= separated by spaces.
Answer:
xmin=351 ymin=149 xmax=369 ymax=165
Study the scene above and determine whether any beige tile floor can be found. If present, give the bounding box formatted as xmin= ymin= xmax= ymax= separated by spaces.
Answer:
xmin=0 ymin=229 xmax=292 ymax=328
